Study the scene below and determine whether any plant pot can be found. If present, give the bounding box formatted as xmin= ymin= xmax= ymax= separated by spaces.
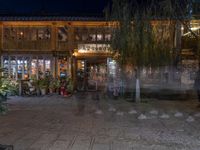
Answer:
xmin=40 ymin=88 xmax=46 ymax=96
xmin=49 ymin=88 xmax=55 ymax=94
xmin=56 ymin=88 xmax=60 ymax=95
xmin=36 ymin=88 xmax=40 ymax=96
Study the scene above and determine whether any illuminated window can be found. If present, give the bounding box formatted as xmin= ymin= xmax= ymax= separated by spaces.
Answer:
xmin=45 ymin=60 xmax=51 ymax=72
xmin=24 ymin=57 xmax=30 ymax=79
xmin=3 ymin=56 xmax=9 ymax=77
xmin=38 ymin=28 xmax=51 ymax=40
xmin=17 ymin=57 xmax=23 ymax=79
xmin=38 ymin=59 xmax=44 ymax=78
xmin=58 ymin=27 xmax=68 ymax=41
xmin=89 ymin=34 xmax=96 ymax=41
xmin=10 ymin=56 xmax=17 ymax=79
xmin=31 ymin=59 xmax=37 ymax=76
xmin=97 ymin=34 xmax=103 ymax=41
xmin=30 ymin=29 xmax=37 ymax=41
xmin=82 ymin=34 xmax=88 ymax=41
xmin=17 ymin=28 xmax=24 ymax=40
xmin=105 ymin=34 xmax=111 ymax=41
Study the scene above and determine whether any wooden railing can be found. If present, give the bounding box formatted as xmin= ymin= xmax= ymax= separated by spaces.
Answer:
xmin=57 ymin=41 xmax=68 ymax=51
xmin=181 ymin=37 xmax=198 ymax=50
xmin=3 ymin=40 xmax=52 ymax=50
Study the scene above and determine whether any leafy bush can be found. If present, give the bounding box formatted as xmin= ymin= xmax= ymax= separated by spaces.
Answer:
xmin=49 ymin=78 xmax=60 ymax=89
xmin=38 ymin=78 xmax=49 ymax=89
xmin=0 ymin=69 xmax=18 ymax=114
xmin=1 ymin=78 xmax=18 ymax=95
xmin=66 ymin=78 xmax=74 ymax=93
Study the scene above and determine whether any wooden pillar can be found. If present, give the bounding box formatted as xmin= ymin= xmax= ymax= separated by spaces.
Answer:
xmin=0 ymin=23 xmax=3 ymax=65
xmin=72 ymin=57 xmax=77 ymax=90
xmin=22 ymin=57 xmax=25 ymax=80
xmin=29 ymin=56 xmax=32 ymax=79
xmin=51 ymin=23 xmax=57 ymax=51
xmin=8 ymin=56 xmax=11 ymax=78
xmin=43 ymin=57 xmax=45 ymax=77
xmin=36 ymin=57 xmax=39 ymax=80
xmin=1 ymin=55 xmax=3 ymax=76
xmin=53 ymin=57 xmax=57 ymax=78
xmin=51 ymin=23 xmax=57 ymax=78
xmin=15 ymin=57 xmax=18 ymax=80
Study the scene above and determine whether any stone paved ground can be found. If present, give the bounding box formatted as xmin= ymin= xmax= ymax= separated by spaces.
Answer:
xmin=0 ymin=92 xmax=200 ymax=150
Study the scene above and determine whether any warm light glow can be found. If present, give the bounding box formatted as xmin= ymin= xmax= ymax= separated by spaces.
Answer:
xmin=183 ymin=26 xmax=200 ymax=36
xmin=72 ymin=52 xmax=78 ymax=57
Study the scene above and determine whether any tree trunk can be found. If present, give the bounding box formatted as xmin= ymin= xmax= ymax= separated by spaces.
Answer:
xmin=135 ymin=68 xmax=141 ymax=102
xmin=136 ymin=78 xmax=141 ymax=102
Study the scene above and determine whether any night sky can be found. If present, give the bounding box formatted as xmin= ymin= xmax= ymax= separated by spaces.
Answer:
xmin=0 ymin=0 xmax=111 ymax=15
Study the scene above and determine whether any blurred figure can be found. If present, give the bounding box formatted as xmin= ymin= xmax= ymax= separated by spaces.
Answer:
xmin=74 ymin=91 xmax=87 ymax=116
xmin=194 ymin=69 xmax=200 ymax=107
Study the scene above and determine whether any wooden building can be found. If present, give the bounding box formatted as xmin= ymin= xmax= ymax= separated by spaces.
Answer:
xmin=0 ymin=15 xmax=199 ymax=89
xmin=0 ymin=16 xmax=114 ymax=88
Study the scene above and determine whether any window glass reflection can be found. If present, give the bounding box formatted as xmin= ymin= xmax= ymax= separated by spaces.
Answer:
xmin=38 ymin=59 xmax=44 ymax=78
xmin=17 ymin=57 xmax=23 ymax=79
xmin=3 ymin=56 xmax=9 ymax=77
xmin=31 ymin=59 xmax=37 ymax=77
xmin=10 ymin=56 xmax=16 ymax=79
xmin=24 ymin=57 xmax=30 ymax=79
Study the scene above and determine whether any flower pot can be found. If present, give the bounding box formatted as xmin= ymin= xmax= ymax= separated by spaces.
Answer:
xmin=36 ymin=88 xmax=40 ymax=96
xmin=49 ymin=88 xmax=55 ymax=94
xmin=40 ymin=88 xmax=46 ymax=96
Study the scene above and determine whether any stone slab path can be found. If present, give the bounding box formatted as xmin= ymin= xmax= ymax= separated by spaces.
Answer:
xmin=0 ymin=93 xmax=200 ymax=150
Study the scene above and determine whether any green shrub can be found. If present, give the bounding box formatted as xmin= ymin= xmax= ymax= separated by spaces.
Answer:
xmin=0 ymin=68 xmax=18 ymax=114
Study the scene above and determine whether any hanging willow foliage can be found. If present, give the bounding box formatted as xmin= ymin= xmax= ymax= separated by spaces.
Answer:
xmin=105 ymin=0 xmax=191 ymax=68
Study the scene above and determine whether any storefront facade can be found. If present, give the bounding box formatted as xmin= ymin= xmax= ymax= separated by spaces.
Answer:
xmin=0 ymin=16 xmax=199 ymax=89
xmin=0 ymin=17 xmax=113 ymax=89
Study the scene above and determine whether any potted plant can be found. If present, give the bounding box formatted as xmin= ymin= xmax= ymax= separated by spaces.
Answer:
xmin=54 ymin=79 xmax=60 ymax=94
xmin=30 ymin=78 xmax=40 ymax=96
xmin=49 ymin=79 xmax=57 ymax=94
xmin=0 ymin=68 xmax=18 ymax=114
xmin=38 ymin=78 xmax=48 ymax=95
xmin=66 ymin=78 xmax=74 ymax=94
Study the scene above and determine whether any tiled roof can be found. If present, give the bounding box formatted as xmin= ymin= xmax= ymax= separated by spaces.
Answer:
xmin=0 ymin=16 xmax=105 ymax=21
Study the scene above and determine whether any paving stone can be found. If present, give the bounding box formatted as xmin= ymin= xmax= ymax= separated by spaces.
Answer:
xmin=128 ymin=109 xmax=137 ymax=114
xmin=138 ymin=114 xmax=147 ymax=120
xmin=28 ymin=133 xmax=58 ymax=150
xmin=149 ymin=110 xmax=159 ymax=115
xmin=194 ymin=112 xmax=200 ymax=117
xmin=0 ymin=95 xmax=200 ymax=149
xmin=108 ymin=107 xmax=116 ymax=112
xmin=186 ymin=116 xmax=195 ymax=122
xmin=174 ymin=112 xmax=183 ymax=118
xmin=13 ymin=131 xmax=41 ymax=150
xmin=160 ymin=114 xmax=170 ymax=119
xmin=116 ymin=111 xmax=124 ymax=116
xmin=49 ymin=140 xmax=70 ymax=150
xmin=92 ymin=143 xmax=110 ymax=150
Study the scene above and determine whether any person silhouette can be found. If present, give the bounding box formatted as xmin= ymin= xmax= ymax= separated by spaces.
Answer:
xmin=194 ymin=69 xmax=200 ymax=107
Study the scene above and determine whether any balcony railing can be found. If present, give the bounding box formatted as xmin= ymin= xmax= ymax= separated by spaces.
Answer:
xmin=3 ymin=40 xmax=52 ymax=50
xmin=181 ymin=37 xmax=198 ymax=50
xmin=57 ymin=41 xmax=68 ymax=51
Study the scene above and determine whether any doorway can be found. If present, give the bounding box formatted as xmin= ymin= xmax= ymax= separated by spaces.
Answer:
xmin=76 ymin=58 xmax=107 ymax=91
